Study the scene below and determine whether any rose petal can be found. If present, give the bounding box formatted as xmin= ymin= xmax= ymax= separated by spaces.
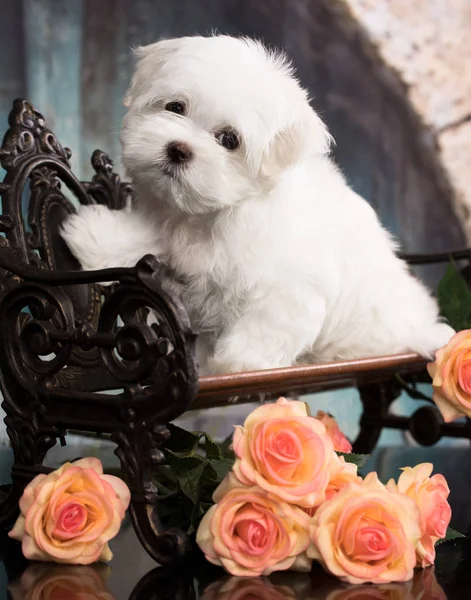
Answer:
xmin=18 ymin=475 xmax=48 ymax=515
xmin=8 ymin=515 xmax=26 ymax=541
xmin=291 ymin=552 xmax=312 ymax=572
xmin=72 ymin=458 xmax=104 ymax=474
xmin=432 ymin=389 xmax=465 ymax=422
xmin=101 ymin=474 xmax=131 ymax=511
xmin=22 ymin=534 xmax=48 ymax=561
xmin=98 ymin=543 xmax=113 ymax=563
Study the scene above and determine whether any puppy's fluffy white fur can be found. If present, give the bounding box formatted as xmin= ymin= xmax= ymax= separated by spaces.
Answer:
xmin=61 ymin=35 xmax=454 ymax=374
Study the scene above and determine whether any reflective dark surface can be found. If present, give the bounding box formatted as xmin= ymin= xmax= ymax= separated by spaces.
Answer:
xmin=1 ymin=445 xmax=471 ymax=600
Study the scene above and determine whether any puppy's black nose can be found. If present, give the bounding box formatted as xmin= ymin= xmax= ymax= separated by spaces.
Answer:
xmin=166 ymin=141 xmax=193 ymax=163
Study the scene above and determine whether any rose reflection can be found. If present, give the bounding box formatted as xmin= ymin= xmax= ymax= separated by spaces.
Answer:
xmin=199 ymin=566 xmax=447 ymax=600
xmin=6 ymin=562 xmax=447 ymax=600
xmin=8 ymin=563 xmax=115 ymax=600
xmin=200 ymin=577 xmax=298 ymax=600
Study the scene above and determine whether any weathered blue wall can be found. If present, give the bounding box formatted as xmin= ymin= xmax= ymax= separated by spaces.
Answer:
xmin=0 ymin=0 xmax=467 ymax=448
xmin=1 ymin=0 xmax=464 ymax=247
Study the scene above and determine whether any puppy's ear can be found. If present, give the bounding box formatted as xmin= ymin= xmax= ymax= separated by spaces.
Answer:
xmin=123 ymin=40 xmax=179 ymax=109
xmin=261 ymin=104 xmax=333 ymax=178
xmin=123 ymin=46 xmax=143 ymax=108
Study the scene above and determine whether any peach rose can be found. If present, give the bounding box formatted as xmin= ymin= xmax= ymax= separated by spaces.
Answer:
xmin=232 ymin=397 xmax=335 ymax=507
xmin=199 ymin=576 xmax=297 ymax=600
xmin=387 ymin=463 xmax=451 ymax=567
xmin=303 ymin=456 xmax=360 ymax=518
xmin=9 ymin=458 xmax=130 ymax=565
xmin=196 ymin=478 xmax=311 ymax=577
xmin=427 ymin=329 xmax=471 ymax=422
xmin=325 ymin=455 xmax=361 ymax=502
xmin=308 ymin=472 xmax=421 ymax=585
xmin=315 ymin=411 xmax=352 ymax=453
xmin=8 ymin=563 xmax=115 ymax=600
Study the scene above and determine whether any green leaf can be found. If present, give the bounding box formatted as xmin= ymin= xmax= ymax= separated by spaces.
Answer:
xmin=204 ymin=433 xmax=221 ymax=460
xmin=337 ymin=452 xmax=370 ymax=468
xmin=208 ymin=458 xmax=234 ymax=482
xmin=155 ymin=498 xmax=181 ymax=519
xmin=437 ymin=262 xmax=471 ymax=331
xmin=164 ymin=449 xmax=205 ymax=467
xmin=153 ymin=465 xmax=178 ymax=495
xmin=189 ymin=498 xmax=206 ymax=534
xmin=220 ymin=432 xmax=235 ymax=460
xmin=163 ymin=451 xmax=208 ymax=499
xmin=436 ymin=527 xmax=466 ymax=546
xmin=163 ymin=447 xmax=202 ymax=459
xmin=175 ymin=461 xmax=207 ymax=504
xmin=165 ymin=423 xmax=203 ymax=455
xmin=189 ymin=461 xmax=218 ymax=531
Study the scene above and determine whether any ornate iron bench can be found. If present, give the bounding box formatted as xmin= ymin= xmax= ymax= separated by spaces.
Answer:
xmin=0 ymin=99 xmax=470 ymax=565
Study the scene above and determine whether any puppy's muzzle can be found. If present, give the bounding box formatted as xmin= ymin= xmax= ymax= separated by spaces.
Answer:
xmin=166 ymin=141 xmax=193 ymax=164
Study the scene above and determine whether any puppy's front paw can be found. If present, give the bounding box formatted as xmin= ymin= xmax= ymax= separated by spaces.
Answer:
xmin=61 ymin=205 xmax=115 ymax=271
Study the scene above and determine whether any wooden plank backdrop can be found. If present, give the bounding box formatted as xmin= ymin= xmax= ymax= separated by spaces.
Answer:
xmin=0 ymin=0 xmax=468 ymax=448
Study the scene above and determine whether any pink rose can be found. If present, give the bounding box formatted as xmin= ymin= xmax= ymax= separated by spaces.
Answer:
xmin=196 ymin=477 xmax=311 ymax=577
xmin=8 ymin=563 xmax=115 ymax=600
xmin=308 ymin=472 xmax=421 ymax=584
xmin=9 ymin=458 xmax=130 ymax=565
xmin=427 ymin=329 xmax=471 ymax=421
xmin=315 ymin=411 xmax=352 ymax=453
xmin=232 ymin=397 xmax=335 ymax=507
xmin=303 ymin=456 xmax=360 ymax=518
xmin=387 ymin=463 xmax=451 ymax=567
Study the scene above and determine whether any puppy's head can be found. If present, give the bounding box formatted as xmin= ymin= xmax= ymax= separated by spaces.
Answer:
xmin=121 ymin=35 xmax=332 ymax=215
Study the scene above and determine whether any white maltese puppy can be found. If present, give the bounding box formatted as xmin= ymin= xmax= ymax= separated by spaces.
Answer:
xmin=62 ymin=35 xmax=454 ymax=375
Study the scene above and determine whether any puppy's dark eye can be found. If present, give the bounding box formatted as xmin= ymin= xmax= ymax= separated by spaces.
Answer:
xmin=215 ymin=129 xmax=240 ymax=151
xmin=165 ymin=101 xmax=186 ymax=115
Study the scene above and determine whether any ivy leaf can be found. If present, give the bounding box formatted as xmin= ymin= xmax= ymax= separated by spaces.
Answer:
xmin=436 ymin=527 xmax=466 ymax=546
xmin=337 ymin=452 xmax=370 ymax=468
xmin=437 ymin=262 xmax=471 ymax=331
